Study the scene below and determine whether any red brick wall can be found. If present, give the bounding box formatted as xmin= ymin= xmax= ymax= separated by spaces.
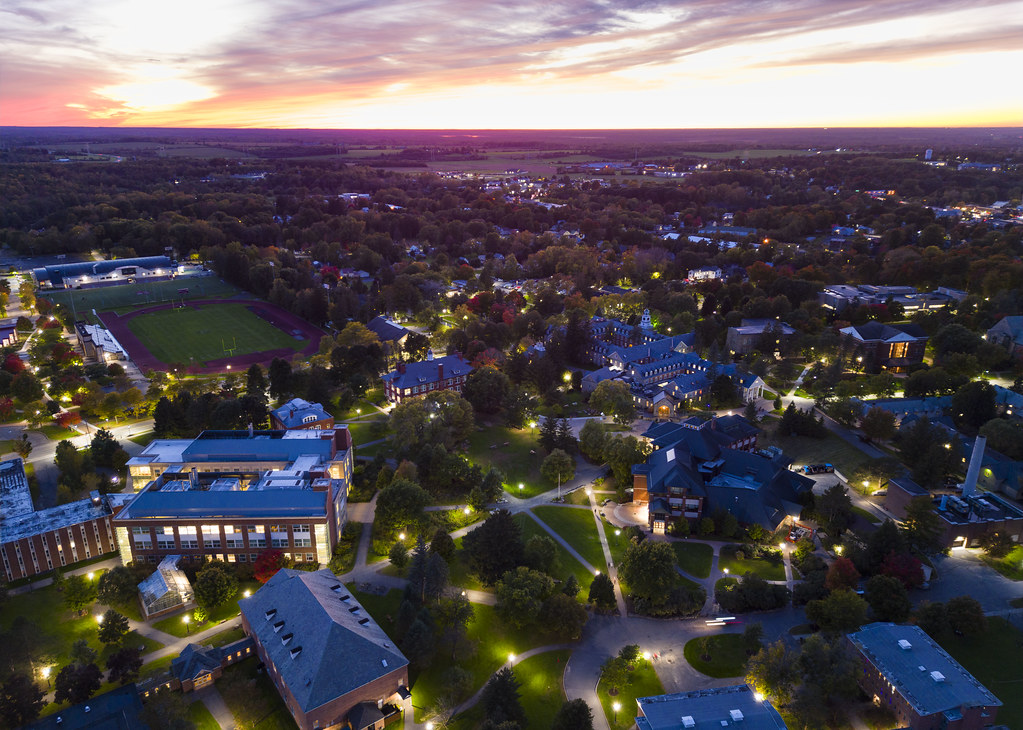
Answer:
xmin=2 ymin=515 xmax=115 ymax=581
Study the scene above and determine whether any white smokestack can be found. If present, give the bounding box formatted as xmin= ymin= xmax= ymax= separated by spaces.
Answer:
xmin=962 ymin=436 xmax=986 ymax=498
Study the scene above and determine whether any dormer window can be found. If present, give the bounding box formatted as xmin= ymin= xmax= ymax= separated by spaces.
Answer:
xmin=290 ymin=647 xmax=302 ymax=659
xmin=265 ymin=609 xmax=277 ymax=621
xmin=281 ymin=633 xmax=293 ymax=646
xmin=273 ymin=621 xmax=285 ymax=633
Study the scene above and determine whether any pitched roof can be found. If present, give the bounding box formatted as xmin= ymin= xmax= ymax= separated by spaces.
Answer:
xmin=239 ymin=569 xmax=408 ymax=713
xmin=366 ymin=315 xmax=410 ymax=342
xmin=381 ymin=354 xmax=473 ymax=390
xmin=271 ymin=398 xmax=332 ymax=428
xmin=840 ymin=321 xmax=927 ymax=343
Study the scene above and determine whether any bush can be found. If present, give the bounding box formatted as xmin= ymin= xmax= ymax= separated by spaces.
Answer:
xmin=715 ymin=573 xmax=789 ymax=614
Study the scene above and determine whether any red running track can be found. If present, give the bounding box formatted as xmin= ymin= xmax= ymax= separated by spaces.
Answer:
xmin=98 ymin=299 xmax=326 ymax=375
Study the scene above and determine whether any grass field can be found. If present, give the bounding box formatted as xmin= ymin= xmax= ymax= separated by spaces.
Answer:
xmin=42 ymin=277 xmax=239 ymax=313
xmin=671 ymin=541 xmax=714 ymax=578
xmin=758 ymin=421 xmax=869 ymax=475
xmin=518 ymin=650 xmax=571 ymax=728
xmin=683 ymin=633 xmax=749 ymax=678
xmin=532 ymin=506 xmax=606 ymax=570
xmin=188 ymin=701 xmax=221 ymax=730
xmin=152 ymin=579 xmax=259 ymax=637
xmin=597 ymin=658 xmax=664 ymax=730
xmin=125 ymin=302 xmax=307 ymax=365
xmin=718 ymin=545 xmax=786 ymax=581
xmin=464 ymin=426 xmax=546 ymax=497
xmin=981 ymin=545 xmax=1023 ymax=580
xmin=939 ymin=618 xmax=1023 ymax=729
xmin=515 ymin=512 xmax=595 ymax=597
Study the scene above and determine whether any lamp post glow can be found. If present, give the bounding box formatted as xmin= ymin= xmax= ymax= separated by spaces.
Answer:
xmin=42 ymin=666 xmax=51 ymax=687
xmin=183 ymin=615 xmax=191 ymax=635
xmin=398 ymin=532 xmax=406 ymax=541
xmin=508 ymin=653 xmax=516 ymax=664
xmin=613 ymin=701 xmax=621 ymax=723
xmin=464 ymin=506 xmax=471 ymax=515
xmin=723 ymin=567 xmax=729 ymax=575
xmin=95 ymin=613 xmax=104 ymax=624
xmin=835 ymin=545 xmax=844 ymax=555
xmin=518 ymin=483 xmax=524 ymax=491
xmin=243 ymin=589 xmax=251 ymax=598
xmin=87 ymin=572 xmax=94 ymax=581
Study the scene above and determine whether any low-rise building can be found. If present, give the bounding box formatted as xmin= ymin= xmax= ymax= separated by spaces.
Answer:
xmin=32 ymin=256 xmax=204 ymax=290
xmin=847 ymin=623 xmax=1001 ymax=729
xmin=25 ymin=683 xmax=147 ymax=730
xmin=270 ymin=398 xmax=335 ymax=430
xmin=636 ymin=685 xmax=787 ymax=730
xmin=381 ymin=351 xmax=472 ymax=405
xmin=115 ymin=428 xmax=353 ymax=568
xmin=366 ymin=315 xmax=411 ymax=348
xmin=239 ymin=568 xmax=411 ymax=730
xmin=170 ymin=638 xmax=255 ymax=692
xmin=839 ymin=322 xmax=928 ymax=372
xmin=75 ymin=322 xmax=128 ymax=362
xmin=0 ymin=323 xmax=19 ymax=348
xmin=986 ymin=315 xmax=1023 ymax=361
xmin=1 ymin=457 xmax=117 ymax=582
xmin=725 ymin=319 xmax=798 ymax=355
xmin=687 ymin=266 xmax=723 ymax=281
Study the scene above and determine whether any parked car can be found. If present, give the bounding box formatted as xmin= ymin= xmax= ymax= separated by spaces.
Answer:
xmin=802 ymin=463 xmax=834 ymax=474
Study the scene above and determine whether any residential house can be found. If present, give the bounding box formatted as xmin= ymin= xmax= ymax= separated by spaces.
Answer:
xmin=115 ymin=428 xmax=353 ymax=568
xmin=380 ymin=351 xmax=472 ymax=405
xmin=270 ymin=398 xmax=335 ymax=431
xmin=847 ymin=623 xmax=1001 ymax=729
xmin=239 ymin=569 xmax=411 ymax=730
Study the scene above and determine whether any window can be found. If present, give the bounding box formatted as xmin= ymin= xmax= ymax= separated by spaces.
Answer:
xmin=293 ymin=524 xmax=311 ymax=547
xmin=178 ymin=526 xmax=198 ymax=549
xmin=247 ymin=525 xmax=266 ymax=548
xmin=238 ymin=554 xmax=247 ymax=563
xmin=225 ymin=525 xmax=244 ymax=548
xmin=201 ymin=525 xmax=221 ymax=548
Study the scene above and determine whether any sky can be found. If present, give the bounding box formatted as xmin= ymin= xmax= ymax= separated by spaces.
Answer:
xmin=1 ymin=0 xmax=1021 ymax=129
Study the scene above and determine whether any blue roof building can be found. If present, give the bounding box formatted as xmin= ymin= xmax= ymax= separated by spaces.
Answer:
xmin=271 ymin=398 xmax=335 ymax=430
xmin=636 ymin=684 xmax=786 ymax=730
xmin=381 ymin=351 xmax=472 ymax=404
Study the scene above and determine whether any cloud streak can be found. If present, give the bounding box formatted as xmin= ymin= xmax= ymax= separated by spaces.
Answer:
xmin=1 ymin=0 xmax=1020 ymax=127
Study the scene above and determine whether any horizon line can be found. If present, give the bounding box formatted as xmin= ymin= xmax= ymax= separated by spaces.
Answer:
xmin=3 ymin=124 xmax=1022 ymax=132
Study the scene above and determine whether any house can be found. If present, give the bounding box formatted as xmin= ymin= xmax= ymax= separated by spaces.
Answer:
xmin=725 ymin=319 xmax=798 ymax=355
xmin=839 ymin=322 xmax=928 ymax=372
xmin=24 ymin=683 xmax=148 ymax=730
xmin=847 ymin=623 xmax=1001 ymax=729
xmin=171 ymin=638 xmax=255 ymax=692
xmin=687 ymin=266 xmax=723 ymax=281
xmin=270 ymin=398 xmax=335 ymax=430
xmin=632 ymin=417 xmax=812 ymax=532
xmin=986 ymin=315 xmax=1023 ymax=361
xmin=0 ymin=323 xmax=19 ymax=348
xmin=75 ymin=322 xmax=128 ymax=362
xmin=636 ymin=684 xmax=787 ymax=730
xmin=381 ymin=350 xmax=473 ymax=405
xmin=239 ymin=568 xmax=411 ymax=730
xmin=115 ymin=428 xmax=353 ymax=567
xmin=1 ymin=458 xmax=118 ymax=582
xmin=366 ymin=315 xmax=411 ymax=348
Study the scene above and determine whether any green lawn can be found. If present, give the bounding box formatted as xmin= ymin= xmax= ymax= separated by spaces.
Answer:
xmin=42 ymin=277 xmax=239 ymax=312
xmin=683 ymin=633 xmax=748 ymax=678
xmin=758 ymin=421 xmax=869 ymax=475
xmin=671 ymin=541 xmax=714 ymax=579
xmin=939 ymin=618 xmax=1023 ymax=729
xmin=851 ymin=505 xmax=881 ymax=524
xmin=219 ymin=657 xmax=298 ymax=730
xmin=188 ymin=700 xmax=221 ymax=730
xmin=32 ymin=425 xmax=80 ymax=441
xmin=981 ymin=545 xmax=1023 ymax=580
xmin=514 ymin=512 xmax=594 ymax=597
xmin=532 ymin=506 xmax=605 ymax=570
xmin=464 ymin=426 xmax=546 ymax=497
xmin=201 ymin=626 xmax=246 ymax=647
xmin=124 ymin=302 xmax=307 ymax=365
xmin=564 ymin=488 xmax=592 ymax=505
xmin=518 ymin=650 xmax=571 ymax=729
xmin=152 ymin=580 xmax=259 ymax=637
xmin=344 ymin=419 xmax=389 ymax=446
xmin=597 ymin=658 xmax=664 ymax=730
xmin=129 ymin=432 xmax=156 ymax=447
xmin=718 ymin=545 xmax=786 ymax=581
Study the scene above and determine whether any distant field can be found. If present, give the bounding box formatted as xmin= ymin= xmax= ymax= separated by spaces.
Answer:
xmin=125 ymin=302 xmax=307 ymax=365
xmin=42 ymin=277 xmax=239 ymax=313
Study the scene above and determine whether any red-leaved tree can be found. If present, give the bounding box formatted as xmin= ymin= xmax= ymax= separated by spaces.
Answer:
xmin=881 ymin=551 xmax=924 ymax=589
xmin=253 ymin=549 xmax=291 ymax=584
xmin=825 ymin=556 xmax=861 ymax=591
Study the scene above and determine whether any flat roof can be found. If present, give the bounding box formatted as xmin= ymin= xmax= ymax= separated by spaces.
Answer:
xmin=129 ymin=429 xmax=345 ymax=466
xmin=848 ymin=623 xmax=1000 ymax=717
xmin=3 ymin=495 xmax=111 ymax=544
xmin=114 ymin=488 xmax=331 ymax=521
xmin=636 ymin=685 xmax=787 ymax=730
xmin=0 ymin=457 xmax=34 ymax=518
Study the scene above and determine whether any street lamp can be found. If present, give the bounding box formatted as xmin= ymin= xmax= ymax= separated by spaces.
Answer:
xmin=41 ymin=666 xmax=51 ymax=688
xmin=243 ymin=589 xmax=251 ymax=598
xmin=463 ymin=506 xmax=471 ymax=515
xmin=95 ymin=613 xmax=104 ymax=624
xmin=613 ymin=701 xmax=621 ymax=723
xmin=508 ymin=653 xmax=516 ymax=664
xmin=835 ymin=545 xmax=844 ymax=555
xmin=183 ymin=615 xmax=191 ymax=635
xmin=87 ymin=572 xmax=94 ymax=581
xmin=398 ymin=532 xmax=406 ymax=541
xmin=518 ymin=483 xmax=524 ymax=491
xmin=723 ymin=567 xmax=729 ymax=575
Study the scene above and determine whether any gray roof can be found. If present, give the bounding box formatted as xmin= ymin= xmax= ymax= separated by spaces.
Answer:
xmin=848 ymin=623 xmax=1000 ymax=717
xmin=271 ymin=398 xmax=332 ymax=428
xmin=0 ymin=457 xmax=34 ymax=518
xmin=636 ymin=684 xmax=787 ymax=730
xmin=171 ymin=638 xmax=254 ymax=682
xmin=24 ymin=683 xmax=147 ymax=730
xmin=2 ymin=458 xmax=112 ymax=543
xmin=179 ymin=430 xmax=338 ymax=462
xmin=366 ymin=315 xmax=410 ymax=342
xmin=239 ymin=569 xmax=408 ymax=713
xmin=33 ymin=256 xmax=173 ymax=287
xmin=381 ymin=354 xmax=473 ymax=390
xmin=116 ymin=488 xmax=330 ymax=520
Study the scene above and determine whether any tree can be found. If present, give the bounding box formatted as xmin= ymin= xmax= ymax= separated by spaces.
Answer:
xmin=860 ymin=407 xmax=896 ymax=443
xmin=97 ymin=566 xmax=141 ymax=607
xmin=880 ymin=551 xmax=924 ymax=589
xmin=376 ymin=479 xmax=431 ymax=533
xmin=89 ymin=428 xmax=121 ymax=468
xmin=480 ymin=667 xmax=526 ymax=727
xmin=401 ymin=614 xmax=436 ymax=666
xmin=539 ymin=416 xmax=559 ymax=453
xmin=742 ymin=622 xmax=764 ymax=655
xmin=389 ymin=541 xmax=410 ymax=570
xmin=951 ymin=380 xmax=997 ymax=432
xmin=11 ymin=371 xmax=43 ymax=402
xmin=253 ymin=549 xmax=291 ymax=583
xmin=978 ymin=529 xmax=1015 ymax=558
xmin=825 ymin=557 xmax=860 ymax=591
xmin=561 ymin=574 xmax=581 ymax=598
xmin=12 ymin=433 xmax=32 ymax=459
xmin=0 ymin=673 xmax=45 ymax=727
xmin=815 ymin=483 xmax=853 ymax=537
xmin=268 ymin=357 xmax=292 ymax=401
xmin=901 ymin=497 xmax=944 ymax=555
xmin=589 ymin=380 xmax=636 ymax=424
xmin=193 ymin=561 xmax=238 ymax=610
xmin=524 ymin=534 xmax=560 ymax=576
xmin=806 ymin=589 xmax=868 ymax=634
xmin=434 ymin=593 xmax=475 ymax=660
xmin=865 ymin=575 xmax=911 ymax=622
xmin=463 ymin=509 xmax=524 ymax=585
xmin=496 ymin=567 xmax=554 ymax=628
xmin=588 ymin=572 xmax=616 ymax=612
xmin=430 ymin=529 xmax=456 ymax=562
xmin=620 ymin=540 xmax=677 ymax=608
xmin=552 ymin=698 xmax=594 ymax=730
xmin=946 ymin=596 xmax=986 ymax=636
xmin=864 ymin=520 xmax=907 ymax=574
xmin=63 ymin=574 xmax=97 ymax=615
xmin=246 ymin=363 xmax=268 ymax=401
xmin=539 ymin=593 xmax=588 ymax=640
xmin=914 ymin=601 xmax=950 ymax=638
xmin=600 ymin=655 xmax=629 ymax=694
xmin=105 ymin=646 xmax=143 ymax=684
xmin=541 ymin=449 xmax=575 ymax=490
xmin=97 ymin=609 xmax=130 ymax=645
xmin=604 ymin=434 xmax=650 ymax=487
xmin=54 ymin=662 xmax=102 ymax=705
xmin=746 ymin=640 xmax=798 ymax=705
xmin=578 ymin=420 xmax=608 ymax=462
xmin=462 ymin=367 xmax=511 ymax=414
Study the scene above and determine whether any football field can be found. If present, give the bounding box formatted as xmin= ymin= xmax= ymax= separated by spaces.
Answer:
xmin=124 ymin=302 xmax=308 ymax=366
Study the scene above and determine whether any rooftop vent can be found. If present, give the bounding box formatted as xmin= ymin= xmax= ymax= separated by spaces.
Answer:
xmin=273 ymin=621 xmax=285 ymax=633
xmin=265 ymin=609 xmax=277 ymax=620
xmin=730 ymin=708 xmax=744 ymax=722
xmin=281 ymin=633 xmax=293 ymax=646
xmin=290 ymin=647 xmax=302 ymax=659
xmin=931 ymin=671 xmax=946 ymax=683
xmin=349 ymin=606 xmax=360 ymax=613
xmin=358 ymin=618 xmax=370 ymax=625
xmin=382 ymin=659 xmax=388 ymax=668
xmin=898 ymin=639 xmax=912 ymax=650
xmin=330 ymin=584 xmax=341 ymax=592
xmin=918 ymin=665 xmax=927 ymax=672
xmin=682 ymin=717 xmax=695 ymax=729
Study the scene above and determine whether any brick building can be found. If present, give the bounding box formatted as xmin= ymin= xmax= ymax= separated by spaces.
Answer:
xmin=240 ymin=569 xmax=411 ymax=730
xmin=381 ymin=350 xmax=472 ymax=405
xmin=838 ymin=322 xmax=929 ymax=373
xmin=270 ymin=398 xmax=335 ymax=430
xmin=114 ymin=428 xmax=353 ymax=568
xmin=1 ymin=457 xmax=117 ymax=582
xmin=847 ymin=623 xmax=1000 ymax=729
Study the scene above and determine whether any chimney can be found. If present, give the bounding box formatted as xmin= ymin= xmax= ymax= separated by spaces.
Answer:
xmin=397 ymin=361 xmax=406 ymax=374
xmin=962 ymin=436 xmax=986 ymax=498
xmin=248 ymin=422 xmax=254 ymax=437
xmin=438 ymin=363 xmax=444 ymax=381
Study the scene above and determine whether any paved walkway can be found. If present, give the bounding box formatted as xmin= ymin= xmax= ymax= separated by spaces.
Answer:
xmin=196 ymin=686 xmax=236 ymax=729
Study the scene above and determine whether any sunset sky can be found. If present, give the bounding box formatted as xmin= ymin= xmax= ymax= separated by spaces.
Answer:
xmin=1 ymin=0 xmax=1021 ymax=129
